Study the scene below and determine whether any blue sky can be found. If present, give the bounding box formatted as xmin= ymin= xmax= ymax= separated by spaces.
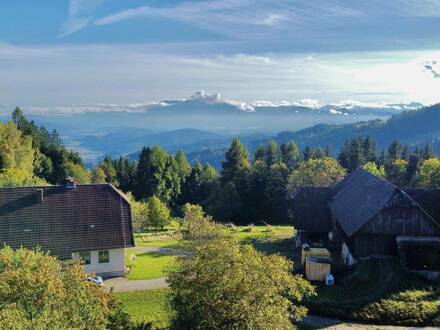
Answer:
xmin=1 ymin=0 xmax=440 ymax=108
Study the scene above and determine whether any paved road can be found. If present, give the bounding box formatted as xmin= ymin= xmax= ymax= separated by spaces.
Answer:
xmin=104 ymin=276 xmax=169 ymax=292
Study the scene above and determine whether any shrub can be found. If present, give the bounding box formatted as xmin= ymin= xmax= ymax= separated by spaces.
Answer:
xmin=0 ymin=246 xmax=131 ymax=329
xmin=168 ymin=237 xmax=314 ymax=329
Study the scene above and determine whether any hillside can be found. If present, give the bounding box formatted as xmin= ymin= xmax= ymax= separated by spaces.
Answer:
xmin=272 ymin=104 xmax=440 ymax=153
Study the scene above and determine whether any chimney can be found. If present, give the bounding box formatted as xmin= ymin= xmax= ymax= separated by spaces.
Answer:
xmin=65 ymin=177 xmax=77 ymax=189
xmin=35 ymin=189 xmax=44 ymax=203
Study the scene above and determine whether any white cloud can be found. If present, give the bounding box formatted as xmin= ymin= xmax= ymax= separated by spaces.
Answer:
xmin=59 ymin=0 xmax=106 ymax=38
xmin=252 ymin=14 xmax=287 ymax=26
xmin=0 ymin=43 xmax=439 ymax=108
xmin=59 ymin=17 xmax=92 ymax=38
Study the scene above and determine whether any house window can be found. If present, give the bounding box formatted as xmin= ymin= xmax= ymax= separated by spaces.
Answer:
xmin=98 ymin=250 xmax=110 ymax=263
xmin=79 ymin=251 xmax=91 ymax=265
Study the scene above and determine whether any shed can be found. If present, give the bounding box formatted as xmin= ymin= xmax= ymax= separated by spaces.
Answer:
xmin=289 ymin=187 xmax=337 ymax=244
xmin=301 ymin=245 xmax=331 ymax=266
xmin=305 ymin=256 xmax=332 ymax=281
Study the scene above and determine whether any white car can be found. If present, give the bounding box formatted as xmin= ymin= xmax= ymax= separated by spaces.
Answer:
xmin=86 ymin=275 xmax=104 ymax=286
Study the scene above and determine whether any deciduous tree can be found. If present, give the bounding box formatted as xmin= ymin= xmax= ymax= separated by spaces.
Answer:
xmin=168 ymin=237 xmax=314 ymax=330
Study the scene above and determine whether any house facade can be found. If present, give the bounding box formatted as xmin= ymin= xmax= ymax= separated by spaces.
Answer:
xmin=290 ymin=169 xmax=440 ymax=266
xmin=0 ymin=179 xmax=134 ymax=278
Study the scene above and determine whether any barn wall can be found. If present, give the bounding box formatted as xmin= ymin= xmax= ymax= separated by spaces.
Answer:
xmin=351 ymin=234 xmax=397 ymax=257
xmin=359 ymin=206 xmax=439 ymax=236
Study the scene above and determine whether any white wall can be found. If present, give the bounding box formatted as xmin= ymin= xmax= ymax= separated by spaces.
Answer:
xmin=72 ymin=248 xmax=125 ymax=277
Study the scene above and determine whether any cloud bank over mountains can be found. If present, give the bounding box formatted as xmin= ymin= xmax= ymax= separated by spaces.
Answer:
xmin=3 ymin=91 xmax=422 ymax=116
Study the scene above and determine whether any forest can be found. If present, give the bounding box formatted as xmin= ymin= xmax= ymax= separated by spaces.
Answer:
xmin=1 ymin=107 xmax=440 ymax=227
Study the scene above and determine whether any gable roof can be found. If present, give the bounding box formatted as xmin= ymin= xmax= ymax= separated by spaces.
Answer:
xmin=289 ymin=187 xmax=337 ymax=232
xmin=330 ymin=168 xmax=399 ymax=237
xmin=0 ymin=184 xmax=134 ymax=260
xmin=405 ymin=188 xmax=440 ymax=225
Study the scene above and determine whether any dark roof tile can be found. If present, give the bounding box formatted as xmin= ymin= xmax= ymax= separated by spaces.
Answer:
xmin=0 ymin=184 xmax=134 ymax=259
xmin=330 ymin=169 xmax=398 ymax=236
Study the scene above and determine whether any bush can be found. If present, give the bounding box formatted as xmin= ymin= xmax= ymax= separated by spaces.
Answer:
xmin=0 ymin=246 xmax=131 ymax=329
xmin=168 ymin=237 xmax=314 ymax=329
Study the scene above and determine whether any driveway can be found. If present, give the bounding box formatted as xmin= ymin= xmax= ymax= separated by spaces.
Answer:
xmin=104 ymin=246 xmax=176 ymax=292
xmin=104 ymin=276 xmax=168 ymax=292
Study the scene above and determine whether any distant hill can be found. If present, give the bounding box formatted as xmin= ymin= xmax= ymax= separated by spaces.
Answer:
xmin=272 ymin=104 xmax=440 ymax=153
xmin=1 ymin=92 xmax=426 ymax=166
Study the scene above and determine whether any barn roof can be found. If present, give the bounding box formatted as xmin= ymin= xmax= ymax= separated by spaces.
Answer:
xmin=0 ymin=183 xmax=134 ymax=260
xmin=405 ymin=188 xmax=440 ymax=225
xmin=289 ymin=187 xmax=337 ymax=232
xmin=330 ymin=168 xmax=399 ymax=237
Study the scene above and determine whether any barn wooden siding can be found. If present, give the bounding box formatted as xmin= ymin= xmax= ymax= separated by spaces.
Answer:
xmin=359 ymin=206 xmax=439 ymax=236
xmin=350 ymin=234 xmax=397 ymax=257
xmin=351 ymin=189 xmax=440 ymax=257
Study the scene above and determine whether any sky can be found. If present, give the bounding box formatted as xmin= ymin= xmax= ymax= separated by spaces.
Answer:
xmin=1 ymin=0 xmax=440 ymax=108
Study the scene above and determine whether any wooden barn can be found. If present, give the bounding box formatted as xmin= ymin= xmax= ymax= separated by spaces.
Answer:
xmin=289 ymin=169 xmax=440 ymax=266
xmin=288 ymin=187 xmax=336 ymax=246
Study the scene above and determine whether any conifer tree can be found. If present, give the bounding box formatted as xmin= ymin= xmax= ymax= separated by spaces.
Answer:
xmin=221 ymin=138 xmax=249 ymax=185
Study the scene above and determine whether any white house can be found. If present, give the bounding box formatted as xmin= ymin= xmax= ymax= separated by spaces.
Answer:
xmin=0 ymin=178 xmax=134 ymax=278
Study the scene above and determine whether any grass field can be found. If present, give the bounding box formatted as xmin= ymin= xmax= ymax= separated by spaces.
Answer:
xmin=116 ymin=289 xmax=172 ymax=329
xmin=133 ymin=225 xmax=295 ymax=254
xmin=126 ymin=249 xmax=177 ymax=280
xmin=225 ymin=225 xmax=295 ymax=256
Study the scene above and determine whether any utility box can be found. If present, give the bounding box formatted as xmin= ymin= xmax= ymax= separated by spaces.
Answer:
xmin=305 ymin=256 xmax=332 ymax=282
xmin=301 ymin=245 xmax=331 ymax=266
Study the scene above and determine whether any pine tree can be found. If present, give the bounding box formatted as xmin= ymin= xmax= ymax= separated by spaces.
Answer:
xmin=388 ymin=140 xmax=403 ymax=161
xmin=254 ymin=145 xmax=266 ymax=163
xmin=303 ymin=145 xmax=314 ymax=161
xmin=313 ymin=147 xmax=325 ymax=159
xmin=401 ymin=145 xmax=410 ymax=161
xmin=135 ymin=146 xmax=167 ymax=200
xmin=281 ymin=141 xmax=301 ymax=169
xmin=338 ymin=141 xmax=351 ymax=170
xmin=265 ymin=141 xmax=279 ymax=167
xmin=324 ymin=145 xmax=332 ymax=157
xmin=423 ymin=142 xmax=435 ymax=160
xmin=175 ymin=150 xmax=191 ymax=181
xmin=221 ymin=138 xmax=250 ymax=185
xmin=363 ymin=136 xmax=377 ymax=163
xmin=406 ymin=147 xmax=423 ymax=187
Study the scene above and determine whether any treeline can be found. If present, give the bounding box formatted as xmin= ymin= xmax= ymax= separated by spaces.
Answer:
xmin=0 ymin=108 xmax=89 ymax=187
xmin=2 ymin=109 xmax=440 ymax=225
xmin=91 ymin=137 xmax=440 ymax=226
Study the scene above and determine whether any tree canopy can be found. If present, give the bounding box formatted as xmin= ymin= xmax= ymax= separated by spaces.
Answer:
xmin=0 ymin=247 xmax=129 ymax=329
xmin=168 ymin=235 xmax=314 ymax=329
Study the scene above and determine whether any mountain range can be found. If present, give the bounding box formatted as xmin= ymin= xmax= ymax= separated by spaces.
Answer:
xmin=0 ymin=92 xmax=431 ymax=167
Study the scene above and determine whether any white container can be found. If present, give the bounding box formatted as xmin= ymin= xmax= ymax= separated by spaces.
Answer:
xmin=325 ymin=273 xmax=334 ymax=286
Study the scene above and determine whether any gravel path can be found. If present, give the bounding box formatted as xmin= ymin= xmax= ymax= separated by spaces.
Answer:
xmin=302 ymin=315 xmax=438 ymax=329
xmin=104 ymin=276 xmax=168 ymax=292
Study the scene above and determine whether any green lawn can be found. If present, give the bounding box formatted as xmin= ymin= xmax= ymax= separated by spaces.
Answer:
xmin=134 ymin=228 xmax=182 ymax=249
xmin=134 ymin=238 xmax=181 ymax=249
xmin=225 ymin=225 xmax=295 ymax=256
xmin=126 ymin=249 xmax=177 ymax=280
xmin=116 ymin=289 xmax=172 ymax=329
xmin=133 ymin=225 xmax=295 ymax=254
